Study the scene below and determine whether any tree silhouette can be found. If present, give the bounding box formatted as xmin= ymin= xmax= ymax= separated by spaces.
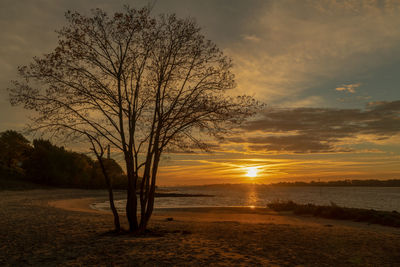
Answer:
xmin=0 ymin=130 xmax=31 ymax=172
xmin=23 ymin=139 xmax=93 ymax=187
xmin=9 ymin=6 xmax=259 ymax=233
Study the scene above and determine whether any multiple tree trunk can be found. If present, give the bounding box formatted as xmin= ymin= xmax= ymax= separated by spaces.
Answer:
xmin=9 ymin=6 xmax=258 ymax=234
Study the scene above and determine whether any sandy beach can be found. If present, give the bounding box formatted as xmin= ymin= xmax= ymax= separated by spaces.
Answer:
xmin=1 ymin=189 xmax=399 ymax=266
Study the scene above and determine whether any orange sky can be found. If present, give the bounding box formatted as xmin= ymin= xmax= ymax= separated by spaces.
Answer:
xmin=1 ymin=0 xmax=400 ymax=185
xmin=153 ymin=149 xmax=400 ymax=186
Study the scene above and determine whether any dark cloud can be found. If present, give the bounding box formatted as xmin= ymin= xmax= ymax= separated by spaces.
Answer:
xmin=231 ymin=101 xmax=400 ymax=153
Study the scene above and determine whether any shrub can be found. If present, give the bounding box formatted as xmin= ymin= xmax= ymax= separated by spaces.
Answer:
xmin=267 ymin=201 xmax=400 ymax=228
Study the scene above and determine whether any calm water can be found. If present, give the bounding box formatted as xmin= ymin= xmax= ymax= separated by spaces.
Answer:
xmin=91 ymin=185 xmax=400 ymax=212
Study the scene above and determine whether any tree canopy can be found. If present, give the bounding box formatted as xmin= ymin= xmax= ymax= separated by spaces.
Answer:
xmin=0 ymin=130 xmax=30 ymax=171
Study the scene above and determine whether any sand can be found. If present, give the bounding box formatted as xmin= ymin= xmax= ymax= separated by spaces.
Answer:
xmin=1 ymin=189 xmax=399 ymax=266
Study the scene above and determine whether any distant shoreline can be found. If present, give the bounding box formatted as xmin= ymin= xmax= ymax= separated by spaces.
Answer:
xmin=169 ymin=179 xmax=400 ymax=188
xmin=154 ymin=192 xmax=214 ymax=198
xmin=269 ymin=179 xmax=400 ymax=187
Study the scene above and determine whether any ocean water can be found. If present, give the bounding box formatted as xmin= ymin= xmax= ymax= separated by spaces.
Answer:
xmin=91 ymin=185 xmax=400 ymax=212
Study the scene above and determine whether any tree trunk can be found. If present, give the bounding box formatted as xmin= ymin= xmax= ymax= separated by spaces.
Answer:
xmin=108 ymin=187 xmax=120 ymax=232
xmin=125 ymin=159 xmax=138 ymax=232
xmin=138 ymin=152 xmax=160 ymax=233
xmin=139 ymin=174 xmax=148 ymax=231
xmin=97 ymin=156 xmax=120 ymax=232
xmin=126 ymin=186 xmax=138 ymax=232
xmin=138 ymin=188 xmax=153 ymax=232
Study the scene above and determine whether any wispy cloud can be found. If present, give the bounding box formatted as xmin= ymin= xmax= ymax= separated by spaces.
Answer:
xmin=335 ymin=83 xmax=361 ymax=93
xmin=242 ymin=34 xmax=261 ymax=42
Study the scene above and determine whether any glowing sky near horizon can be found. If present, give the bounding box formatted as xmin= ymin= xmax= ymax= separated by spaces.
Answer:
xmin=0 ymin=0 xmax=399 ymax=185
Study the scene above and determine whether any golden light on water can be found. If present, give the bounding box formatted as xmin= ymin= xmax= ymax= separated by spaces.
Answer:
xmin=246 ymin=167 xmax=258 ymax=178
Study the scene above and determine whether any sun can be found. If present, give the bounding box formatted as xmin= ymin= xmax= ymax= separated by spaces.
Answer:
xmin=246 ymin=167 xmax=258 ymax=178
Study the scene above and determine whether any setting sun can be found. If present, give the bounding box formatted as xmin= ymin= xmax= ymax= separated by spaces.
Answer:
xmin=246 ymin=167 xmax=258 ymax=178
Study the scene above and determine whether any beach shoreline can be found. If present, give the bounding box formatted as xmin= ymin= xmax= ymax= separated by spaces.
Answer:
xmin=1 ymin=189 xmax=400 ymax=266
xmin=51 ymin=195 xmax=400 ymax=231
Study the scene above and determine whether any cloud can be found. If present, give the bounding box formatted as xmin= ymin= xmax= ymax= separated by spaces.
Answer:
xmin=227 ymin=1 xmax=400 ymax=103
xmin=279 ymin=95 xmax=326 ymax=108
xmin=228 ymin=100 xmax=400 ymax=153
xmin=335 ymin=83 xmax=361 ymax=93
xmin=242 ymin=34 xmax=261 ymax=42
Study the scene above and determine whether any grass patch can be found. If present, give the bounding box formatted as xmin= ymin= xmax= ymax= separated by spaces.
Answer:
xmin=267 ymin=201 xmax=400 ymax=228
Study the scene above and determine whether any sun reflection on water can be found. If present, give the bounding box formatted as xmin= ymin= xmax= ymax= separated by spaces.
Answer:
xmin=246 ymin=185 xmax=259 ymax=207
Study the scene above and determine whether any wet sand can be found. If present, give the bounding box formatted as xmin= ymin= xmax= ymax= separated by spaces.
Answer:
xmin=1 ymin=189 xmax=400 ymax=266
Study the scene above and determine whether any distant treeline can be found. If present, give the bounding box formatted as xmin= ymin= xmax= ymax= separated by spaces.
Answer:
xmin=270 ymin=179 xmax=400 ymax=187
xmin=0 ymin=130 xmax=127 ymax=189
xmin=185 ymin=179 xmax=400 ymax=189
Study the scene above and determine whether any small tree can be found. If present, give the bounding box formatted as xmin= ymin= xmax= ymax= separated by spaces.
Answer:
xmin=9 ymin=6 xmax=258 ymax=233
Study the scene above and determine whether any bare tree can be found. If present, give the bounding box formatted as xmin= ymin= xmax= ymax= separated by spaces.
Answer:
xmin=9 ymin=6 xmax=259 ymax=233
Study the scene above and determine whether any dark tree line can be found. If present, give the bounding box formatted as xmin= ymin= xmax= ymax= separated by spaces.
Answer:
xmin=0 ymin=130 xmax=126 ymax=189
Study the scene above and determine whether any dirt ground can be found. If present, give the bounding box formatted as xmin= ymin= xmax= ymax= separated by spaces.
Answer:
xmin=1 ymin=189 xmax=399 ymax=266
